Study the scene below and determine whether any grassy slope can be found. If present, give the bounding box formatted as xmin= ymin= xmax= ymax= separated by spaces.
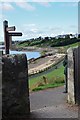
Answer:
xmin=29 ymin=65 xmax=64 ymax=91
xmin=17 ymin=41 xmax=79 ymax=91
xmin=32 ymin=83 xmax=64 ymax=92
xmin=56 ymin=42 xmax=79 ymax=54
xmin=16 ymin=37 xmax=80 ymax=48
xmin=64 ymin=42 xmax=78 ymax=48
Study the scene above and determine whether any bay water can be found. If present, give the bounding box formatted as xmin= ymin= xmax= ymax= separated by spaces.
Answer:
xmin=0 ymin=45 xmax=40 ymax=60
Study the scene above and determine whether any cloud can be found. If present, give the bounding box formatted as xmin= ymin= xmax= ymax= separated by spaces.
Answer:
xmin=69 ymin=25 xmax=77 ymax=29
xmin=16 ymin=23 xmax=45 ymax=39
xmin=0 ymin=3 xmax=14 ymax=11
xmin=27 ymin=25 xmax=78 ymax=38
xmin=1 ymin=0 xmax=27 ymax=2
xmin=0 ymin=14 xmax=6 ymax=21
xmin=15 ymin=1 xmax=51 ymax=9
xmin=22 ymin=24 xmax=39 ymax=34
xmin=1 ymin=0 xmax=79 ymax=2
xmin=1 ymin=23 xmax=78 ymax=41
xmin=15 ymin=2 xmax=36 ymax=11
xmin=32 ymin=0 xmax=51 ymax=7
xmin=30 ymin=28 xmax=38 ymax=33
xmin=61 ymin=2 xmax=78 ymax=7
xmin=0 ymin=2 xmax=35 ymax=11
xmin=19 ymin=24 xmax=65 ymax=39
xmin=0 ymin=1 xmax=35 ymax=11
xmin=1 ymin=1 xmax=78 ymax=12
xmin=32 ymin=0 xmax=54 ymax=2
xmin=23 ymin=23 xmax=36 ymax=27
xmin=38 ymin=2 xmax=51 ymax=7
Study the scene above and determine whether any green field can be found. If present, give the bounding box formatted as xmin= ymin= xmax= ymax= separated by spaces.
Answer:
xmin=29 ymin=65 xmax=65 ymax=91
xmin=27 ymin=42 xmax=79 ymax=91
xmin=57 ymin=42 xmax=79 ymax=54
xmin=64 ymin=42 xmax=78 ymax=49
xmin=28 ymin=42 xmax=79 ymax=92
xmin=16 ymin=36 xmax=80 ymax=48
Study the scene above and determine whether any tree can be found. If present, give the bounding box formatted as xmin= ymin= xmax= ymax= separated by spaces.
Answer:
xmin=65 ymin=35 xmax=70 ymax=39
xmin=44 ymin=37 xmax=49 ymax=41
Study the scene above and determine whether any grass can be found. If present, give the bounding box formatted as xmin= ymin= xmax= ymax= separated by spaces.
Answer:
xmin=29 ymin=65 xmax=65 ymax=91
xmin=64 ymin=42 xmax=78 ymax=49
xmin=29 ymin=42 xmax=80 ymax=92
xmin=57 ymin=42 xmax=79 ymax=54
xmin=32 ymin=82 xmax=64 ymax=92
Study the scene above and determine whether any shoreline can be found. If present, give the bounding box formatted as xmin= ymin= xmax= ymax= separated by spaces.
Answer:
xmin=12 ymin=46 xmax=58 ymax=52
xmin=11 ymin=46 xmax=65 ymax=76
xmin=2 ymin=46 xmax=65 ymax=76
xmin=28 ymin=53 xmax=65 ymax=76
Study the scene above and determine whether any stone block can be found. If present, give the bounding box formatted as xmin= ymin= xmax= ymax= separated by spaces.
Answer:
xmin=2 ymin=54 xmax=30 ymax=119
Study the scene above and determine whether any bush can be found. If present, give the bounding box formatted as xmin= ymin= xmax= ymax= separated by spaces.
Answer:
xmin=37 ymin=82 xmax=44 ymax=87
xmin=32 ymin=87 xmax=42 ymax=91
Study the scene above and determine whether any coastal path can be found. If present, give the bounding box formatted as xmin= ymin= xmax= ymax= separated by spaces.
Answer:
xmin=29 ymin=86 xmax=78 ymax=118
xmin=29 ymin=60 xmax=63 ymax=79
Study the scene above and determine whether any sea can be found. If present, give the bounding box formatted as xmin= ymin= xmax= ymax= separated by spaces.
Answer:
xmin=0 ymin=45 xmax=40 ymax=60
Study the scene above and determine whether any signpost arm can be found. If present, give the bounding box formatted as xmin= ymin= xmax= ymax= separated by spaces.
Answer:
xmin=3 ymin=20 xmax=9 ymax=54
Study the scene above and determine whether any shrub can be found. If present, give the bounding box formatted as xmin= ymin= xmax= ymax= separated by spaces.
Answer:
xmin=37 ymin=82 xmax=44 ymax=87
xmin=32 ymin=87 xmax=42 ymax=91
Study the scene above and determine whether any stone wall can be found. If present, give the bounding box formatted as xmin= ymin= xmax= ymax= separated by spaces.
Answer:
xmin=74 ymin=46 xmax=80 ymax=104
xmin=78 ymin=47 xmax=80 ymax=104
xmin=67 ymin=46 xmax=80 ymax=104
xmin=2 ymin=54 xmax=30 ymax=119
xmin=67 ymin=48 xmax=75 ymax=104
xmin=0 ymin=51 xmax=2 ymax=119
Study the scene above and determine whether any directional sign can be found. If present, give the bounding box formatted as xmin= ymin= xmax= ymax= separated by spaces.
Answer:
xmin=6 ymin=26 xmax=16 ymax=31
xmin=3 ymin=20 xmax=23 ymax=54
xmin=9 ymin=32 xmax=22 ymax=36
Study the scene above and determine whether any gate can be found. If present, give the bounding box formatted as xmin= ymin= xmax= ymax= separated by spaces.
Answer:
xmin=73 ymin=46 xmax=80 ymax=104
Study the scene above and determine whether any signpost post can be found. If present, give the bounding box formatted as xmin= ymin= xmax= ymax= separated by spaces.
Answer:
xmin=9 ymin=36 xmax=12 ymax=50
xmin=3 ymin=20 xmax=9 ymax=54
xmin=3 ymin=20 xmax=22 ymax=54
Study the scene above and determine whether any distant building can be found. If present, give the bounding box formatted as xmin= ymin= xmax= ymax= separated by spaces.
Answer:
xmin=55 ymin=33 xmax=78 ymax=39
xmin=55 ymin=35 xmax=66 ymax=39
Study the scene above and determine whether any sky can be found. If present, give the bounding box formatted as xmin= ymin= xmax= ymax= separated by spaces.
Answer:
xmin=0 ymin=1 xmax=79 ymax=41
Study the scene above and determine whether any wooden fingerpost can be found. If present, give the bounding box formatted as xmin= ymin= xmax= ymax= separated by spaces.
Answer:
xmin=3 ymin=20 xmax=22 ymax=54
xmin=3 ymin=20 xmax=9 ymax=54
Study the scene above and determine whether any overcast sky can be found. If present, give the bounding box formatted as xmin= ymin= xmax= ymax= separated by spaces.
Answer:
xmin=0 ymin=1 xmax=79 ymax=41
